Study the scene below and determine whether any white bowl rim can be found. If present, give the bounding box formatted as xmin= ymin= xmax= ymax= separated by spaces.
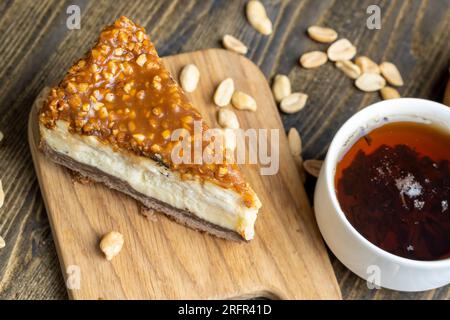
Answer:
xmin=326 ymin=97 xmax=450 ymax=268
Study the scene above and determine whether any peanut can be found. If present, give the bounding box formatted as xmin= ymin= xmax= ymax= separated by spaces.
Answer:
xmin=272 ymin=75 xmax=291 ymax=103
xmin=180 ymin=64 xmax=200 ymax=93
xmin=222 ymin=35 xmax=248 ymax=55
xmin=355 ymin=73 xmax=386 ymax=92
xmin=231 ymin=91 xmax=257 ymax=111
xmin=307 ymin=26 xmax=338 ymax=43
xmin=380 ymin=86 xmax=401 ymax=100
xmin=280 ymin=93 xmax=308 ymax=113
xmin=380 ymin=62 xmax=404 ymax=86
xmin=355 ymin=56 xmax=380 ymax=74
xmin=335 ymin=60 xmax=361 ymax=79
xmin=327 ymin=39 xmax=357 ymax=61
xmin=246 ymin=0 xmax=273 ymax=35
xmin=99 ymin=231 xmax=124 ymax=261
xmin=218 ymin=108 xmax=240 ymax=129
xmin=214 ymin=78 xmax=235 ymax=107
xmin=299 ymin=51 xmax=328 ymax=69
xmin=303 ymin=159 xmax=323 ymax=178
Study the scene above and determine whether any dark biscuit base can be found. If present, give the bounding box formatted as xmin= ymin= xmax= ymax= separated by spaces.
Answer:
xmin=40 ymin=141 xmax=244 ymax=242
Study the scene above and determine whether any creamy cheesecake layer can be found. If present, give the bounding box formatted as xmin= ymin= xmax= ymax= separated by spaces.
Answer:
xmin=40 ymin=120 xmax=259 ymax=240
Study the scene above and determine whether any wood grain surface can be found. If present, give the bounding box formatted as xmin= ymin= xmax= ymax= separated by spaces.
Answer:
xmin=29 ymin=49 xmax=341 ymax=300
xmin=0 ymin=0 xmax=449 ymax=299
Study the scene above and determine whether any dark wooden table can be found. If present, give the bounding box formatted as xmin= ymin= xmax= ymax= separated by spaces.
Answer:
xmin=0 ymin=0 xmax=449 ymax=300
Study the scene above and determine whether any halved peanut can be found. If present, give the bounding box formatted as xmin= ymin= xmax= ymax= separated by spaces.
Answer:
xmin=335 ymin=60 xmax=361 ymax=79
xmin=222 ymin=35 xmax=248 ymax=55
xmin=218 ymin=108 xmax=240 ymax=129
xmin=231 ymin=91 xmax=257 ymax=111
xmin=136 ymin=54 xmax=147 ymax=67
xmin=99 ymin=231 xmax=124 ymax=261
xmin=0 ymin=131 xmax=3 ymax=143
xmin=246 ymin=0 xmax=272 ymax=35
xmin=0 ymin=235 xmax=4 ymax=249
xmin=179 ymin=64 xmax=200 ymax=93
xmin=280 ymin=93 xmax=308 ymax=113
xmin=288 ymin=127 xmax=302 ymax=157
xmin=380 ymin=62 xmax=404 ymax=86
xmin=355 ymin=73 xmax=386 ymax=92
xmin=303 ymin=159 xmax=323 ymax=178
xmin=214 ymin=78 xmax=235 ymax=107
xmin=327 ymin=39 xmax=357 ymax=61
xmin=299 ymin=51 xmax=328 ymax=69
xmin=380 ymin=86 xmax=401 ymax=100
xmin=355 ymin=56 xmax=380 ymax=74
xmin=307 ymin=26 xmax=338 ymax=43
xmin=272 ymin=74 xmax=291 ymax=102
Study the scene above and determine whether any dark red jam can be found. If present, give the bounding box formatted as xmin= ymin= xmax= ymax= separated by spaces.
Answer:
xmin=335 ymin=121 xmax=450 ymax=261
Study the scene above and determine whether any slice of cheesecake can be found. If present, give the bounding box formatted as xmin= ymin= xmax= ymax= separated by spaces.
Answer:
xmin=38 ymin=16 xmax=261 ymax=241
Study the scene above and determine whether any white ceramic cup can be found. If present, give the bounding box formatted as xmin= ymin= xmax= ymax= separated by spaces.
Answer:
xmin=314 ymin=98 xmax=450 ymax=292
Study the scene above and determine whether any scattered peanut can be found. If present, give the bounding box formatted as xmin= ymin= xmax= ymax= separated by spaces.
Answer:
xmin=0 ymin=131 xmax=3 ymax=143
xmin=0 ymin=235 xmax=5 ymax=249
xmin=214 ymin=78 xmax=235 ymax=107
xmin=0 ymin=180 xmax=4 ymax=209
xmin=355 ymin=56 xmax=380 ymax=74
xmin=99 ymin=231 xmax=124 ymax=261
xmin=280 ymin=93 xmax=308 ymax=114
xmin=355 ymin=73 xmax=386 ymax=92
xmin=380 ymin=86 xmax=401 ymax=100
xmin=231 ymin=91 xmax=257 ymax=111
xmin=246 ymin=0 xmax=273 ymax=35
xmin=327 ymin=39 xmax=357 ymax=61
xmin=288 ymin=127 xmax=302 ymax=157
xmin=303 ymin=159 xmax=323 ymax=178
xmin=218 ymin=108 xmax=240 ymax=129
xmin=307 ymin=26 xmax=338 ymax=43
xmin=179 ymin=64 xmax=200 ymax=93
xmin=380 ymin=62 xmax=404 ymax=86
xmin=335 ymin=60 xmax=361 ymax=79
xmin=299 ymin=51 xmax=328 ymax=69
xmin=222 ymin=34 xmax=248 ymax=55
xmin=272 ymin=74 xmax=291 ymax=102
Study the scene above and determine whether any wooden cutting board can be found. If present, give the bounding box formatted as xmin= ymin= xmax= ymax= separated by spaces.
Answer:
xmin=28 ymin=49 xmax=341 ymax=300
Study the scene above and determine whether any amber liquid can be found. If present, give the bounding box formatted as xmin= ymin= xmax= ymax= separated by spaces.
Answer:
xmin=335 ymin=121 xmax=450 ymax=261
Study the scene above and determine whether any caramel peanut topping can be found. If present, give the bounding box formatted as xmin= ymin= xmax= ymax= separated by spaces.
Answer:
xmin=39 ymin=16 xmax=254 ymax=206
